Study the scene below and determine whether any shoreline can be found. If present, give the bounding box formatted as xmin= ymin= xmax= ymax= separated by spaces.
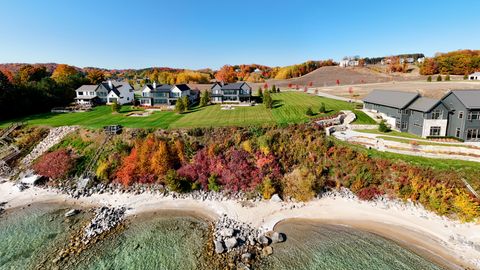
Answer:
xmin=1 ymin=181 xmax=479 ymax=269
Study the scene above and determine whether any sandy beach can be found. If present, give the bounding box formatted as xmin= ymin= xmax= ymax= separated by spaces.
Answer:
xmin=1 ymin=181 xmax=479 ymax=269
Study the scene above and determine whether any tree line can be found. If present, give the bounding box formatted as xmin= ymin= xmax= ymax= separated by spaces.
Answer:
xmin=420 ymin=50 xmax=480 ymax=75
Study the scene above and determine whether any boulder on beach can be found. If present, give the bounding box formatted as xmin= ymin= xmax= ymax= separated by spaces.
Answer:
xmin=257 ymin=235 xmax=270 ymax=246
xmin=241 ymin=252 xmax=252 ymax=262
xmin=224 ymin=237 xmax=238 ymax=250
xmin=271 ymin=232 xmax=285 ymax=243
xmin=270 ymin=194 xmax=283 ymax=202
xmin=214 ymin=240 xmax=225 ymax=254
xmin=262 ymin=246 xmax=273 ymax=257
xmin=220 ymin=228 xmax=234 ymax=237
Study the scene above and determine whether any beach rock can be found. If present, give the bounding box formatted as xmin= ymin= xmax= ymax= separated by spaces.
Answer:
xmin=270 ymin=194 xmax=283 ymax=202
xmin=261 ymin=246 xmax=273 ymax=256
xmin=271 ymin=232 xmax=285 ymax=243
xmin=14 ymin=183 xmax=28 ymax=192
xmin=241 ymin=252 xmax=252 ymax=262
xmin=220 ymin=228 xmax=234 ymax=237
xmin=214 ymin=240 xmax=225 ymax=254
xmin=224 ymin=237 xmax=238 ymax=250
xmin=65 ymin=209 xmax=80 ymax=217
xmin=257 ymin=235 xmax=270 ymax=246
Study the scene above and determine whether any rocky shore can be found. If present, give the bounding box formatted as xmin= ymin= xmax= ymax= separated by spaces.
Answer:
xmin=82 ymin=206 xmax=126 ymax=244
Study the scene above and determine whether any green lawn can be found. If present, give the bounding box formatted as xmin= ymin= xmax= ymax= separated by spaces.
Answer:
xmin=0 ymin=92 xmax=375 ymax=129
xmin=355 ymin=129 xmax=422 ymax=139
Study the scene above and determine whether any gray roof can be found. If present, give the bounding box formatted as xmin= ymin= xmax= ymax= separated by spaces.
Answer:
xmin=407 ymin=97 xmax=440 ymax=112
xmin=469 ymin=72 xmax=480 ymax=76
xmin=363 ymin=90 xmax=419 ymax=109
xmin=156 ymin=84 xmax=173 ymax=91
xmin=75 ymin=85 xmax=98 ymax=92
xmin=447 ymin=90 xmax=480 ymax=109
xmin=221 ymin=82 xmax=246 ymax=90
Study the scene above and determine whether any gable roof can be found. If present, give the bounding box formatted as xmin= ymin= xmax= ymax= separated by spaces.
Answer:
xmin=100 ymin=82 xmax=121 ymax=96
xmin=443 ymin=90 xmax=480 ymax=109
xmin=363 ymin=90 xmax=419 ymax=109
xmin=211 ymin=82 xmax=224 ymax=89
xmin=469 ymin=72 xmax=480 ymax=76
xmin=76 ymin=85 xmax=98 ymax=92
xmin=221 ymin=82 xmax=246 ymax=90
xmin=156 ymin=84 xmax=173 ymax=91
xmin=174 ymin=84 xmax=191 ymax=91
xmin=407 ymin=97 xmax=441 ymax=112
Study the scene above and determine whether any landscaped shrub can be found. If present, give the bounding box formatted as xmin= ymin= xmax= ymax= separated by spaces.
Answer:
xmin=437 ymin=75 xmax=442 ymax=81
xmin=378 ymin=120 xmax=391 ymax=132
xmin=445 ymin=74 xmax=451 ymax=81
xmin=464 ymin=74 xmax=468 ymax=80
xmin=427 ymin=76 xmax=432 ymax=82
xmin=33 ymin=149 xmax=76 ymax=180
xmin=305 ymin=107 xmax=314 ymax=116
xmin=111 ymin=101 xmax=121 ymax=113
xmin=319 ymin=102 xmax=326 ymax=113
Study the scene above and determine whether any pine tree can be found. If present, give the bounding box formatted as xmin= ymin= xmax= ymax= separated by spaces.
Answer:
xmin=181 ymin=96 xmax=189 ymax=111
xmin=199 ymin=90 xmax=210 ymax=107
xmin=445 ymin=74 xmax=450 ymax=81
xmin=437 ymin=75 xmax=442 ymax=81
xmin=175 ymin=99 xmax=185 ymax=114
xmin=427 ymin=76 xmax=432 ymax=82
xmin=111 ymin=101 xmax=121 ymax=113
xmin=319 ymin=102 xmax=326 ymax=113
xmin=263 ymin=90 xmax=273 ymax=109
xmin=271 ymin=84 xmax=276 ymax=93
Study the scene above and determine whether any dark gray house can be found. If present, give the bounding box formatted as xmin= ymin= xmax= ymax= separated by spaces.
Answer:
xmin=363 ymin=90 xmax=419 ymax=132
xmin=211 ymin=82 xmax=252 ymax=103
xmin=139 ymin=83 xmax=193 ymax=106
xmin=363 ymin=89 xmax=480 ymax=141
xmin=441 ymin=90 xmax=480 ymax=141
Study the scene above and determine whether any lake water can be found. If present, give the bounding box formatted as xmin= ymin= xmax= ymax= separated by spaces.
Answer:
xmin=0 ymin=204 xmax=446 ymax=270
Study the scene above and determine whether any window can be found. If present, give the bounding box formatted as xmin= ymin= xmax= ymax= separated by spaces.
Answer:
xmin=456 ymin=128 xmax=461 ymax=138
xmin=403 ymin=110 xmax=409 ymax=115
xmin=397 ymin=109 xmax=402 ymax=114
xmin=395 ymin=121 xmax=401 ymax=129
xmin=89 ymin=91 xmax=95 ymax=96
xmin=413 ymin=121 xmax=422 ymax=127
xmin=431 ymin=109 xmax=442 ymax=119
xmin=429 ymin=126 xmax=441 ymax=136
xmin=468 ymin=111 xmax=480 ymax=120
xmin=466 ymin=129 xmax=479 ymax=140
xmin=140 ymin=99 xmax=150 ymax=105
xmin=458 ymin=111 xmax=464 ymax=119
xmin=401 ymin=122 xmax=407 ymax=129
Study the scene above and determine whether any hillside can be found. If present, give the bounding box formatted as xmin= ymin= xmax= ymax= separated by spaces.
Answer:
xmin=263 ymin=65 xmax=426 ymax=88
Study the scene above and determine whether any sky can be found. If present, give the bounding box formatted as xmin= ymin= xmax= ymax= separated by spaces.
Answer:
xmin=0 ymin=0 xmax=479 ymax=70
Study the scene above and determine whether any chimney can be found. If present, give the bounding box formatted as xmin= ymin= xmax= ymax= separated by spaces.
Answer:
xmin=153 ymin=81 xmax=156 ymax=89
xmin=108 ymin=80 xmax=113 ymax=89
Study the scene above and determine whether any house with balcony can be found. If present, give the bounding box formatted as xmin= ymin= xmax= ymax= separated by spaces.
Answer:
xmin=210 ymin=82 xmax=252 ymax=103
xmin=75 ymin=80 xmax=134 ymax=106
xmin=139 ymin=83 xmax=194 ymax=106
xmin=363 ymin=89 xmax=480 ymax=141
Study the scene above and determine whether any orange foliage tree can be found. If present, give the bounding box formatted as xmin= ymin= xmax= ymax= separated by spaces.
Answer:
xmin=215 ymin=65 xmax=237 ymax=83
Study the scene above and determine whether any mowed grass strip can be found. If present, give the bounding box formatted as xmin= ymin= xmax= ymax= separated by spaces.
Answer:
xmin=0 ymin=92 xmax=375 ymax=129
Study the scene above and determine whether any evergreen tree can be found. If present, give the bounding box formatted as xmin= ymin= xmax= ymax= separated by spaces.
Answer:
xmin=379 ymin=120 xmax=391 ymax=132
xmin=111 ymin=101 xmax=121 ymax=113
xmin=271 ymin=84 xmax=276 ymax=93
xmin=437 ymin=75 xmax=442 ymax=81
xmin=199 ymin=90 xmax=210 ymax=107
xmin=427 ymin=76 xmax=432 ymax=82
xmin=181 ymin=96 xmax=189 ymax=111
xmin=464 ymin=74 xmax=468 ymax=80
xmin=445 ymin=74 xmax=451 ymax=81
xmin=175 ymin=99 xmax=185 ymax=114
xmin=319 ymin=102 xmax=326 ymax=113
xmin=263 ymin=90 xmax=273 ymax=109
xmin=305 ymin=107 xmax=314 ymax=116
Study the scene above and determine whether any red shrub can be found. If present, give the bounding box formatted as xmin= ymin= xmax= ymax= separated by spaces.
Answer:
xmin=33 ymin=149 xmax=75 ymax=180
xmin=357 ymin=186 xmax=384 ymax=200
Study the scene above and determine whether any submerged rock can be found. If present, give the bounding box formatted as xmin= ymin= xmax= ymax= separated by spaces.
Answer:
xmin=65 ymin=209 xmax=80 ymax=217
xmin=261 ymin=246 xmax=273 ymax=257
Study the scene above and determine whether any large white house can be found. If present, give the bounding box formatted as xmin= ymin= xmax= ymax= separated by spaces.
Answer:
xmin=469 ymin=72 xmax=480 ymax=81
xmin=75 ymin=80 xmax=134 ymax=105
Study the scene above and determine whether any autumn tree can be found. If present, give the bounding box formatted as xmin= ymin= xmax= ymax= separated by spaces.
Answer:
xmin=51 ymin=64 xmax=81 ymax=84
xmin=281 ymin=167 xmax=316 ymax=201
xmin=86 ymin=69 xmax=105 ymax=84
xmin=16 ymin=65 xmax=48 ymax=84
xmin=215 ymin=65 xmax=237 ymax=83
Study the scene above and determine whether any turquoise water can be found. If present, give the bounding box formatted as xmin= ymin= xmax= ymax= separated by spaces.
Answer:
xmin=0 ymin=204 xmax=88 ymax=270
xmin=0 ymin=205 xmax=449 ymax=270
xmin=67 ymin=212 xmax=210 ymax=270
xmin=263 ymin=221 xmax=444 ymax=270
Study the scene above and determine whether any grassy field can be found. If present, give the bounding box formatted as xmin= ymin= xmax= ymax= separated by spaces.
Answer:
xmin=0 ymin=92 xmax=375 ymax=129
